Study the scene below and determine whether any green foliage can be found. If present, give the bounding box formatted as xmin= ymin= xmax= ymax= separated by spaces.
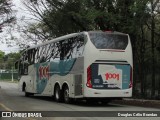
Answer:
xmin=21 ymin=0 xmax=160 ymax=99
xmin=23 ymin=0 xmax=151 ymax=38
xmin=0 ymin=52 xmax=20 ymax=70
xmin=0 ymin=50 xmax=5 ymax=59
xmin=0 ymin=0 xmax=16 ymax=32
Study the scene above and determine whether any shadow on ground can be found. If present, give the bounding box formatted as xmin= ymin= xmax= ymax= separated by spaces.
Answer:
xmin=20 ymin=94 xmax=124 ymax=108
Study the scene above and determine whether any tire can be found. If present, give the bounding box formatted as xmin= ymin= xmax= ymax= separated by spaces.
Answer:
xmin=54 ymin=85 xmax=62 ymax=102
xmin=24 ymin=86 xmax=30 ymax=97
xmin=24 ymin=86 xmax=34 ymax=97
xmin=25 ymin=91 xmax=30 ymax=97
xmin=63 ymin=86 xmax=71 ymax=104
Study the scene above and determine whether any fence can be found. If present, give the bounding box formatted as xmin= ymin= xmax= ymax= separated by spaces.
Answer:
xmin=0 ymin=70 xmax=19 ymax=81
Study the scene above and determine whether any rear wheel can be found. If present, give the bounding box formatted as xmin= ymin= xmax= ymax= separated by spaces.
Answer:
xmin=54 ymin=85 xmax=62 ymax=102
xmin=25 ymin=91 xmax=30 ymax=97
xmin=63 ymin=86 xmax=72 ymax=104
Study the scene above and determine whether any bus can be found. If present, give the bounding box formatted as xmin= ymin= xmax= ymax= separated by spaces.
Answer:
xmin=15 ymin=31 xmax=133 ymax=104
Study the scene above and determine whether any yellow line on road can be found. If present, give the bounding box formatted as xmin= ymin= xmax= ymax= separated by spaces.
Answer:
xmin=0 ymin=103 xmax=12 ymax=111
xmin=0 ymin=103 xmax=36 ymax=120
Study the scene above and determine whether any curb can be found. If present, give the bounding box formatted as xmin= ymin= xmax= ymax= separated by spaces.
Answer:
xmin=112 ymin=99 xmax=160 ymax=109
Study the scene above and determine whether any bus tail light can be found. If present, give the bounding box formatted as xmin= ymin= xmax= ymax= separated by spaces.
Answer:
xmin=129 ymin=67 xmax=133 ymax=88
xmin=86 ymin=65 xmax=92 ymax=88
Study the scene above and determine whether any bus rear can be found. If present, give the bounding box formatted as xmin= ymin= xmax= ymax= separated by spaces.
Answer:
xmin=83 ymin=31 xmax=133 ymax=99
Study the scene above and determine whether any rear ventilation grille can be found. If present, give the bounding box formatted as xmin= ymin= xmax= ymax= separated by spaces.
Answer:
xmin=74 ymin=75 xmax=82 ymax=96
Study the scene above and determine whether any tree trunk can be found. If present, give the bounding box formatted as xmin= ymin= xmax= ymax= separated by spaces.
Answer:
xmin=140 ymin=25 xmax=145 ymax=98
xmin=151 ymin=1 xmax=156 ymax=98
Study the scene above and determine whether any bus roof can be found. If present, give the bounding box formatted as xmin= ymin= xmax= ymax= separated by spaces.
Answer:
xmin=24 ymin=31 xmax=128 ymax=51
xmin=26 ymin=32 xmax=81 ymax=51
xmin=88 ymin=31 xmax=128 ymax=35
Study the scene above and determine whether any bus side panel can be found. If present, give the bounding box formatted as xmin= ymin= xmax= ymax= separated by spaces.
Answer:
xmin=19 ymin=75 xmax=32 ymax=92
xmin=69 ymin=57 xmax=84 ymax=98
xmin=28 ymin=65 xmax=37 ymax=93
xmin=19 ymin=65 xmax=37 ymax=93
xmin=44 ymin=57 xmax=84 ymax=97
xmin=33 ymin=57 xmax=83 ymax=96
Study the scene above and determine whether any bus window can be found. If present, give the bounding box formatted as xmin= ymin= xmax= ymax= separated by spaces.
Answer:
xmin=71 ymin=35 xmax=85 ymax=58
xmin=89 ymin=32 xmax=128 ymax=50
xmin=35 ymin=47 xmax=40 ymax=63
xmin=59 ymin=35 xmax=85 ymax=60
xmin=27 ymin=48 xmax=37 ymax=65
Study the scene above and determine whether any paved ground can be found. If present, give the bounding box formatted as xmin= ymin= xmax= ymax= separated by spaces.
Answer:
xmin=113 ymin=98 xmax=160 ymax=109
xmin=0 ymin=81 xmax=160 ymax=120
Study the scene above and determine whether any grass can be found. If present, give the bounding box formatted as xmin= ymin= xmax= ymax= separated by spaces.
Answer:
xmin=0 ymin=79 xmax=19 ymax=83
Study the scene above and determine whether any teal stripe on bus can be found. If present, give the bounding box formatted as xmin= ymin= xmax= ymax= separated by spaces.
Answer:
xmin=35 ymin=58 xmax=76 ymax=94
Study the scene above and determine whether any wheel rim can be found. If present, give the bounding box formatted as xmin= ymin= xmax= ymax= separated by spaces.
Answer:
xmin=64 ymin=88 xmax=69 ymax=102
xmin=55 ymin=88 xmax=59 ymax=100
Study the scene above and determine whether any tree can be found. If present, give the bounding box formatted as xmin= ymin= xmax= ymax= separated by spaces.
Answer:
xmin=0 ymin=0 xmax=16 ymax=33
xmin=0 ymin=50 xmax=5 ymax=58
xmin=149 ymin=0 xmax=160 ymax=98
xmin=3 ymin=52 xmax=20 ymax=70
xmin=0 ymin=50 xmax=5 ymax=69
xmin=21 ymin=0 xmax=150 ymax=37
xmin=20 ymin=0 xmax=160 ymax=99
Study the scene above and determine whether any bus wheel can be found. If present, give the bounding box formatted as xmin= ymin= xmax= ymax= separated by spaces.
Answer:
xmin=63 ymin=86 xmax=71 ymax=104
xmin=24 ymin=86 xmax=30 ymax=97
xmin=25 ymin=92 xmax=30 ymax=97
xmin=54 ymin=85 xmax=62 ymax=102
xmin=24 ymin=86 xmax=33 ymax=97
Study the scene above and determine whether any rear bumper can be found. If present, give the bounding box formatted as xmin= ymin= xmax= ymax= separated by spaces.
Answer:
xmin=84 ymin=88 xmax=132 ymax=98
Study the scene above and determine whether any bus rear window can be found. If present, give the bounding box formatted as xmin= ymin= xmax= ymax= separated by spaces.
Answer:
xmin=89 ymin=32 xmax=128 ymax=50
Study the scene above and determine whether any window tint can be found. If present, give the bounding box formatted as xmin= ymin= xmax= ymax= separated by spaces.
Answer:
xmin=20 ymin=34 xmax=85 ymax=68
xmin=89 ymin=32 xmax=128 ymax=50
xmin=60 ymin=35 xmax=85 ymax=60
xmin=19 ymin=50 xmax=30 ymax=75
xmin=19 ymin=35 xmax=85 ymax=75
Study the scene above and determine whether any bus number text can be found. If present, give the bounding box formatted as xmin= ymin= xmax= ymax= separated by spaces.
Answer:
xmin=105 ymin=73 xmax=119 ymax=81
xmin=39 ymin=66 xmax=50 ymax=80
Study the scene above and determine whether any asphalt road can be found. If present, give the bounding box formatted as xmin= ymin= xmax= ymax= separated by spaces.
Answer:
xmin=0 ymin=81 xmax=160 ymax=120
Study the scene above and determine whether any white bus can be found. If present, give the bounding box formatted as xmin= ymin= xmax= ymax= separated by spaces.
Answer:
xmin=15 ymin=31 xmax=133 ymax=104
